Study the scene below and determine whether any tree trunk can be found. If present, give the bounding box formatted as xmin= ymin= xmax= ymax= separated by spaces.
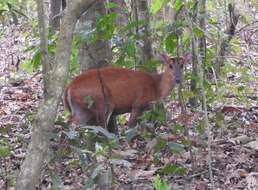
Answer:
xmin=15 ymin=1 xmax=96 ymax=189
xmin=189 ymin=0 xmax=199 ymax=107
xmin=78 ymin=1 xmax=112 ymax=71
xmin=110 ymin=0 xmax=128 ymax=26
xmin=131 ymin=0 xmax=153 ymax=65
xmin=77 ymin=2 xmax=113 ymax=188
xmin=198 ymin=0 xmax=214 ymax=188
xmin=215 ymin=3 xmax=239 ymax=77
xmin=136 ymin=0 xmax=153 ymax=64
xmin=50 ymin=0 xmax=62 ymax=31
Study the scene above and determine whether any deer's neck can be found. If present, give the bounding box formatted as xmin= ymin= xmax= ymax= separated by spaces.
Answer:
xmin=154 ymin=71 xmax=175 ymax=99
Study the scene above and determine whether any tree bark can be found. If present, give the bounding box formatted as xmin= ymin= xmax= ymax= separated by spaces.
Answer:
xmin=189 ymin=0 xmax=199 ymax=107
xmin=198 ymin=0 xmax=214 ymax=188
xmin=36 ymin=0 xmax=50 ymax=97
xmin=136 ymin=0 xmax=153 ymax=64
xmin=15 ymin=1 xmax=96 ymax=190
xmin=78 ymin=1 xmax=112 ymax=71
xmin=215 ymin=3 xmax=239 ymax=77
xmin=77 ymin=1 xmax=113 ymax=188
xmin=50 ymin=0 xmax=62 ymax=31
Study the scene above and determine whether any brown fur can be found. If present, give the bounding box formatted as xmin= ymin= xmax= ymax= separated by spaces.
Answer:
xmin=64 ymin=54 xmax=191 ymax=132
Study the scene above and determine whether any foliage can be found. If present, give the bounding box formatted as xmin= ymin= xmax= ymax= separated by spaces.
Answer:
xmin=151 ymin=0 xmax=170 ymax=15
xmin=153 ymin=175 xmax=169 ymax=190
xmin=22 ymin=31 xmax=79 ymax=75
xmin=1 ymin=0 xmax=257 ymax=189
xmin=140 ymin=102 xmax=166 ymax=127
xmin=0 ymin=0 xmax=28 ymax=24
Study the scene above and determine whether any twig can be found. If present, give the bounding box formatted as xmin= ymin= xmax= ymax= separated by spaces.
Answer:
xmin=187 ymin=170 xmax=209 ymax=179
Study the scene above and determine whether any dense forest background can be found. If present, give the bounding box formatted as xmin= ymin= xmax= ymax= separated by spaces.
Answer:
xmin=0 ymin=0 xmax=257 ymax=189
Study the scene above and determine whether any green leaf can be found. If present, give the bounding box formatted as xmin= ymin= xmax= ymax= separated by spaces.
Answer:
xmin=121 ymin=20 xmax=147 ymax=32
xmin=124 ymin=38 xmax=136 ymax=58
xmin=161 ymin=164 xmax=187 ymax=176
xmin=31 ymin=49 xmax=41 ymax=69
xmin=174 ymin=0 xmax=184 ymax=12
xmin=165 ymin=33 xmax=177 ymax=53
xmin=12 ymin=7 xmax=28 ymax=18
xmin=0 ymin=146 xmax=10 ymax=157
xmin=171 ymin=124 xmax=185 ymax=134
xmin=153 ymin=174 xmax=169 ymax=190
xmin=0 ymin=9 xmax=7 ymax=16
xmin=193 ymin=27 xmax=204 ymax=38
xmin=105 ymin=2 xmax=119 ymax=9
xmin=160 ymin=164 xmax=177 ymax=174
xmin=215 ymin=112 xmax=224 ymax=128
xmin=151 ymin=0 xmax=170 ymax=15
xmin=175 ymin=167 xmax=188 ymax=176
xmin=154 ymin=139 xmax=166 ymax=153
xmin=21 ymin=60 xmax=34 ymax=74
xmin=96 ymin=12 xmax=117 ymax=40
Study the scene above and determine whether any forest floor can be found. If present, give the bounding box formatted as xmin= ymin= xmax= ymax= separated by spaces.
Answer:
xmin=0 ymin=23 xmax=258 ymax=190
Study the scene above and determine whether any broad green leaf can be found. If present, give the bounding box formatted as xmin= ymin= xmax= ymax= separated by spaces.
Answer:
xmin=174 ymin=0 xmax=184 ymax=12
xmin=165 ymin=33 xmax=177 ymax=53
xmin=153 ymin=175 xmax=169 ymax=190
xmin=96 ymin=12 xmax=117 ymax=40
xmin=21 ymin=60 xmax=34 ymax=73
xmin=151 ymin=0 xmax=170 ymax=15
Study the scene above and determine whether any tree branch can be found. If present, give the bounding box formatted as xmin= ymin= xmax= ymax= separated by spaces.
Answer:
xmin=15 ymin=1 xmax=97 ymax=190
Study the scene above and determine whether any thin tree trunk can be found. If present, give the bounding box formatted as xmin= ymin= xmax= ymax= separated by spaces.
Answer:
xmin=215 ymin=3 xmax=239 ymax=77
xmin=36 ymin=0 xmax=49 ymax=97
xmin=189 ymin=0 xmax=199 ymax=107
xmin=137 ymin=0 xmax=153 ymax=64
xmin=50 ymin=0 xmax=62 ymax=31
xmin=77 ymin=2 xmax=113 ymax=188
xmin=131 ymin=0 xmax=153 ymax=65
xmin=15 ymin=1 xmax=96 ymax=189
xmin=198 ymin=0 xmax=214 ymax=188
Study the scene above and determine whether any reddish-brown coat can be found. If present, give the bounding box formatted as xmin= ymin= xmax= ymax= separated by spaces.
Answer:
xmin=64 ymin=54 xmax=191 ymax=132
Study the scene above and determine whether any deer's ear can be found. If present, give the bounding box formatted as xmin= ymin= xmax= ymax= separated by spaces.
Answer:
xmin=182 ymin=53 xmax=192 ymax=64
xmin=160 ymin=53 xmax=170 ymax=65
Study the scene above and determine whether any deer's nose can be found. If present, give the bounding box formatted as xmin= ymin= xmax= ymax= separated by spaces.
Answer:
xmin=175 ymin=77 xmax=181 ymax=83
